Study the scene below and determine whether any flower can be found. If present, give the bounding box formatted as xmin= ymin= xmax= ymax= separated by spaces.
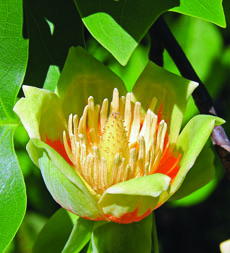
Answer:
xmin=14 ymin=47 xmax=224 ymax=224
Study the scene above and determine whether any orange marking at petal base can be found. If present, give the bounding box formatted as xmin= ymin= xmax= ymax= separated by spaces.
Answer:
xmin=155 ymin=144 xmax=181 ymax=183
xmin=43 ymin=137 xmax=73 ymax=166
xmin=83 ymin=215 xmax=107 ymax=222
xmin=104 ymin=208 xmax=152 ymax=224
xmin=77 ymin=208 xmax=153 ymax=224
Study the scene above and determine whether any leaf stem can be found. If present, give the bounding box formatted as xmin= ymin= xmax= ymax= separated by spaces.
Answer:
xmin=152 ymin=212 xmax=159 ymax=253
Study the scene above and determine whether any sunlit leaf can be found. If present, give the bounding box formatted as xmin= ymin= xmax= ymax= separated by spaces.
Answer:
xmin=164 ymin=15 xmax=223 ymax=84
xmin=171 ymin=0 xmax=226 ymax=27
xmin=74 ymin=0 xmax=179 ymax=65
xmin=163 ymin=15 xmax=225 ymax=124
xmin=0 ymin=0 xmax=28 ymax=251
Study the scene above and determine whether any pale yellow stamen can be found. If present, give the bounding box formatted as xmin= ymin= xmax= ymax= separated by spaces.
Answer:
xmin=63 ymin=88 xmax=168 ymax=194
xmin=100 ymin=99 xmax=108 ymax=131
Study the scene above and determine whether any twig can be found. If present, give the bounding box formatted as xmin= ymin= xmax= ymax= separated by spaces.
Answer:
xmin=150 ymin=16 xmax=230 ymax=180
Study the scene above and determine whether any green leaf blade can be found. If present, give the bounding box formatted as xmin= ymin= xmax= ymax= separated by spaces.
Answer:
xmin=74 ymin=0 xmax=179 ymax=65
xmin=0 ymin=0 xmax=28 ymax=250
xmin=0 ymin=127 xmax=26 ymax=252
xmin=171 ymin=0 xmax=226 ymax=28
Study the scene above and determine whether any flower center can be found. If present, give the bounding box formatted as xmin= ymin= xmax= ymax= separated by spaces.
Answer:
xmin=63 ymin=89 xmax=168 ymax=194
xmin=99 ymin=112 xmax=129 ymax=174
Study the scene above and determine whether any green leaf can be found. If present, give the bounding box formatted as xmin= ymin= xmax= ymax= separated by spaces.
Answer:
xmin=171 ymin=0 xmax=226 ymax=28
xmin=92 ymin=214 xmax=152 ymax=253
xmin=0 ymin=127 xmax=27 ymax=252
xmin=171 ymin=115 xmax=225 ymax=194
xmin=23 ymin=0 xmax=85 ymax=87
xmin=163 ymin=15 xmax=223 ymax=90
xmin=170 ymin=146 xmax=215 ymax=201
xmin=74 ymin=0 xmax=179 ymax=65
xmin=63 ymin=218 xmax=94 ymax=253
xmin=0 ymin=0 xmax=28 ymax=251
xmin=33 ymin=208 xmax=78 ymax=253
xmin=163 ymin=15 xmax=225 ymax=126
xmin=98 ymin=174 xmax=170 ymax=221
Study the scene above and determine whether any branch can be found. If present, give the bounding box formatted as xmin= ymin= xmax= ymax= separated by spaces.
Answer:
xmin=150 ymin=16 xmax=230 ymax=180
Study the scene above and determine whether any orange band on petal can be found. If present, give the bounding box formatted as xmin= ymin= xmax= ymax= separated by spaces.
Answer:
xmin=43 ymin=137 xmax=73 ymax=166
xmin=104 ymin=208 xmax=152 ymax=224
xmin=155 ymin=144 xmax=181 ymax=183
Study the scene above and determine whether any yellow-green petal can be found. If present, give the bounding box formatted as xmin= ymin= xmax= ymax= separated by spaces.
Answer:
xmin=132 ymin=62 xmax=198 ymax=143
xmin=56 ymin=46 xmax=127 ymax=119
xmin=98 ymin=173 xmax=171 ymax=220
xmin=13 ymin=86 xmax=67 ymax=141
xmin=171 ymin=115 xmax=225 ymax=195
xmin=28 ymin=138 xmax=102 ymax=219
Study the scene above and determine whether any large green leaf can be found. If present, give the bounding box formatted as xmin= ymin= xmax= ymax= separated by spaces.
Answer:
xmin=171 ymin=0 xmax=226 ymax=28
xmin=92 ymin=214 xmax=152 ymax=253
xmin=33 ymin=208 xmax=78 ymax=253
xmin=74 ymin=0 xmax=179 ymax=65
xmin=0 ymin=0 xmax=28 ymax=251
xmin=164 ymin=15 xmax=223 ymax=85
xmin=163 ymin=15 xmax=225 ymax=126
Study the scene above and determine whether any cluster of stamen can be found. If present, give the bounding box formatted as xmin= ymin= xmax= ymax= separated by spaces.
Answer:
xmin=63 ymin=89 xmax=168 ymax=194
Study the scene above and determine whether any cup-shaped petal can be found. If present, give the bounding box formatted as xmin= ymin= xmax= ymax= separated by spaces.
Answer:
xmin=132 ymin=62 xmax=198 ymax=143
xmin=56 ymin=47 xmax=127 ymax=118
xmin=171 ymin=115 xmax=225 ymax=195
xmin=28 ymin=138 xmax=103 ymax=220
xmin=98 ymin=173 xmax=171 ymax=223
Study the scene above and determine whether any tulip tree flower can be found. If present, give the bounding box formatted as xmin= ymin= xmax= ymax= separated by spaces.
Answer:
xmin=14 ymin=47 xmax=224 ymax=224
